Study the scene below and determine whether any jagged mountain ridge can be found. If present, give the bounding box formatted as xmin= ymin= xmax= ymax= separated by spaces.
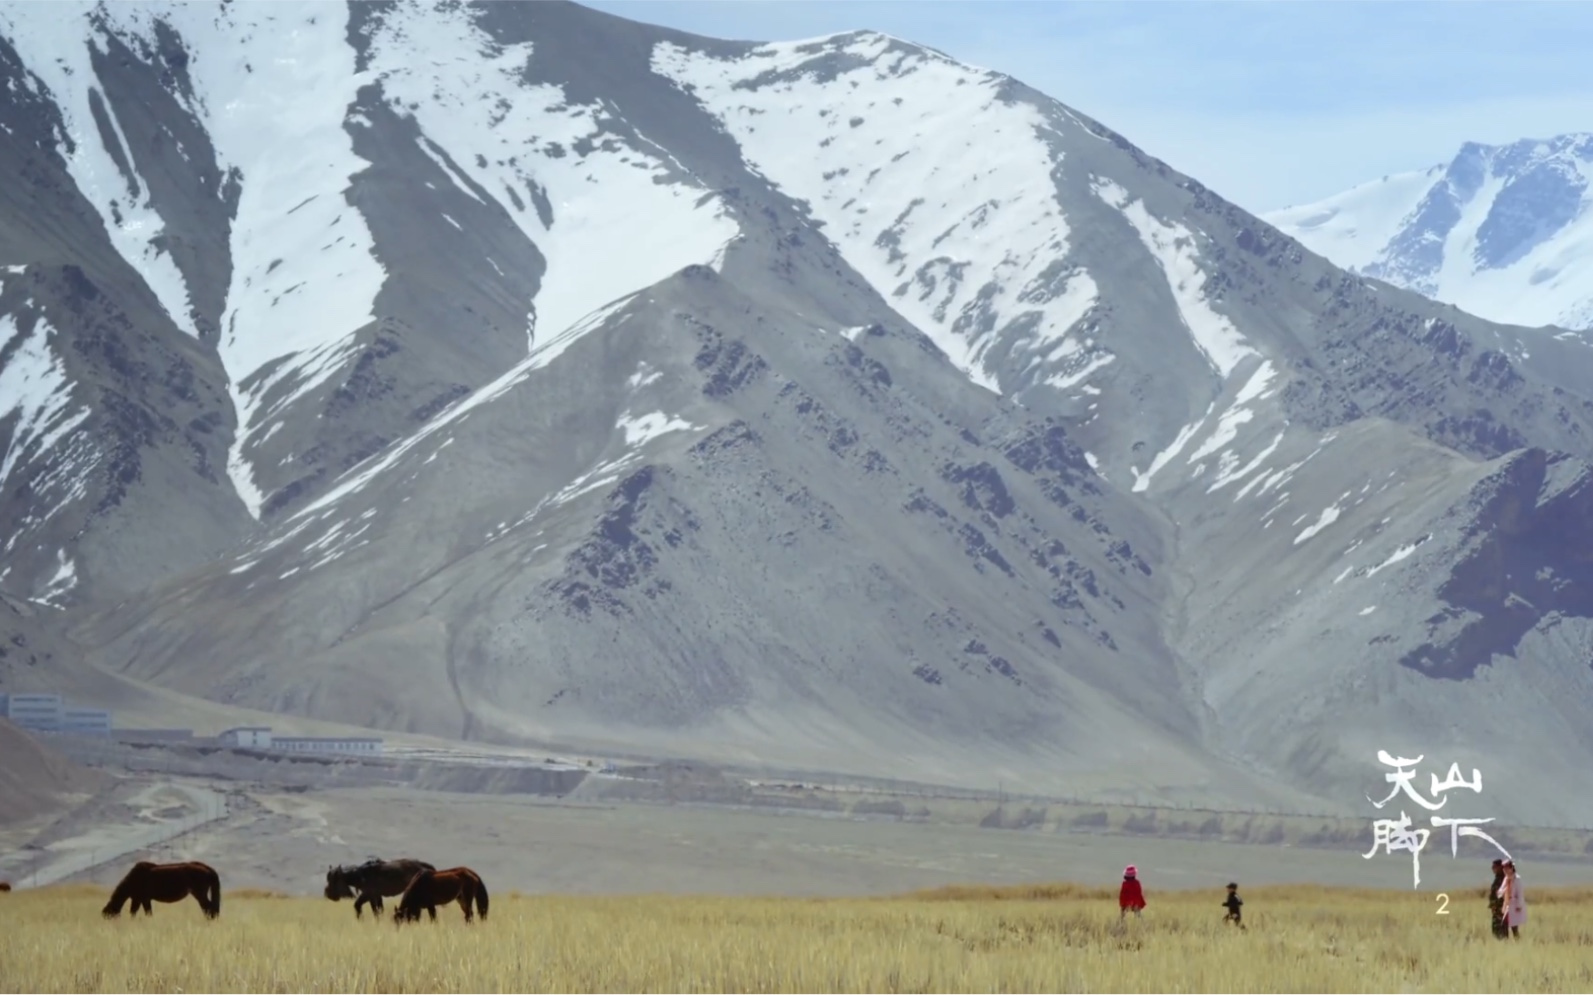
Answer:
xmin=1266 ymin=133 xmax=1593 ymax=333
xmin=4 ymin=1 xmax=1593 ymax=820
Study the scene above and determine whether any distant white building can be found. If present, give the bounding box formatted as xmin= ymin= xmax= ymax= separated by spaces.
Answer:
xmin=216 ymin=726 xmax=382 ymax=755
xmin=218 ymin=726 xmax=273 ymax=748
xmin=2 ymin=692 xmax=63 ymax=732
xmin=61 ymin=707 xmax=112 ymax=736
xmin=2 ymin=692 xmax=114 ymax=737
xmin=272 ymin=735 xmax=382 ymax=755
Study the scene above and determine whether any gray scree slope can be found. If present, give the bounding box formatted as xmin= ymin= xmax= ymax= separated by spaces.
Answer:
xmin=2 ymin=0 xmax=1592 ymax=824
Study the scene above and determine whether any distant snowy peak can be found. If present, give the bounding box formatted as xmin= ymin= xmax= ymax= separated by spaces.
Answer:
xmin=1267 ymin=133 xmax=1593 ymax=332
xmin=1262 ymin=166 xmax=1445 ymax=274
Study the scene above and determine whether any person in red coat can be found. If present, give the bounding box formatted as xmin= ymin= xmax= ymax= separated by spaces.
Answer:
xmin=1119 ymin=864 xmax=1146 ymax=919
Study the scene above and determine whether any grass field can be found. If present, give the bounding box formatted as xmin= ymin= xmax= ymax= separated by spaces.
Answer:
xmin=3 ymin=881 xmax=1591 ymax=992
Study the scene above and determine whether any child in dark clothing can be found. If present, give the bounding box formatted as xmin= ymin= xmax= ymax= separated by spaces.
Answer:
xmin=1223 ymin=882 xmax=1245 ymax=928
xmin=1488 ymin=859 xmax=1507 ymax=939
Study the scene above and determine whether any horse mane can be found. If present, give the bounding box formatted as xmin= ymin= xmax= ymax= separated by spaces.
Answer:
xmin=330 ymin=859 xmax=376 ymax=877
xmin=405 ymin=867 xmax=436 ymax=888
xmin=341 ymin=856 xmax=387 ymax=877
xmin=396 ymin=867 xmax=435 ymax=907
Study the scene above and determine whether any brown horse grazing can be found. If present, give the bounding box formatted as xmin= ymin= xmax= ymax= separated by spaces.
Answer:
xmin=325 ymin=858 xmax=435 ymax=919
xmin=393 ymin=866 xmax=489 ymax=923
xmin=102 ymin=860 xmax=221 ymax=919
xmin=0 ymin=881 xmax=11 ymax=892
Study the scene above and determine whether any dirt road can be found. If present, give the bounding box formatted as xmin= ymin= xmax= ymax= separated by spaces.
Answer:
xmin=0 ymin=782 xmax=228 ymax=889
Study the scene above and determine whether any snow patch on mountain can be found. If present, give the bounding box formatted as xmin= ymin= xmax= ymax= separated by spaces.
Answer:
xmin=1129 ymin=403 xmax=1212 ymax=494
xmin=1188 ymin=361 xmax=1283 ymax=494
xmin=363 ymin=4 xmax=739 ymax=348
xmin=1293 ymin=503 xmax=1342 ymax=545
xmin=484 ymin=447 xmax=654 ymax=549
xmin=36 ymin=549 xmax=78 ymax=608
xmin=1045 ymin=338 xmax=1112 ymax=390
xmin=617 ymin=411 xmax=698 ymax=448
xmin=708 ymin=233 xmax=740 ymax=274
xmin=1236 ymin=434 xmax=1334 ymax=505
xmin=1208 ymin=430 xmax=1283 ymax=493
xmin=0 ymin=4 xmax=200 ymax=339
xmin=1127 ymin=357 xmax=1281 ymax=496
xmin=653 ymin=33 xmax=1099 ymax=396
xmin=1094 ymin=177 xmax=1255 ymax=377
xmin=0 ymin=314 xmax=91 ymax=493
xmin=627 ymin=364 xmax=664 ymax=389
xmin=1365 ymin=535 xmax=1430 ymax=578
xmin=548 ymin=451 xmax=644 ymax=510
xmin=1186 ymin=360 xmax=1276 ymax=466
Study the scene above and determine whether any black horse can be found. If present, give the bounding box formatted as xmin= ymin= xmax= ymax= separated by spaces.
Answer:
xmin=324 ymin=857 xmax=435 ymax=919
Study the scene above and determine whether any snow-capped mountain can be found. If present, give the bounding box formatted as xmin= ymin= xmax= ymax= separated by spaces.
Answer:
xmin=1267 ymin=134 xmax=1593 ymax=333
xmin=5 ymin=1 xmax=1593 ymax=822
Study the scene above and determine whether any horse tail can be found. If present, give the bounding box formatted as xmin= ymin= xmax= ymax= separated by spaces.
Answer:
xmin=474 ymin=872 xmax=489 ymax=921
xmin=206 ymin=865 xmax=222 ymax=918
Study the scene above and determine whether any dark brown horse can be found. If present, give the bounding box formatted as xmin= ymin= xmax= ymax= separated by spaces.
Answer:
xmin=325 ymin=857 xmax=435 ymax=919
xmin=102 ymin=860 xmax=221 ymax=919
xmin=393 ymin=866 xmax=489 ymax=923
xmin=0 ymin=881 xmax=11 ymax=892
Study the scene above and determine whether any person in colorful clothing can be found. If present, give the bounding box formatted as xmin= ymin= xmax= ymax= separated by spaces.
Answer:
xmin=1119 ymin=865 xmax=1146 ymax=919
xmin=1499 ymin=860 xmax=1526 ymax=939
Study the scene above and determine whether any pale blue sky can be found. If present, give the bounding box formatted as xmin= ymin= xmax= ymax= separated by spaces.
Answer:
xmin=582 ymin=0 xmax=1593 ymax=214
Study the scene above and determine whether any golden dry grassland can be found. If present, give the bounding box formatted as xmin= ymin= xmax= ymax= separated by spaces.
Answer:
xmin=4 ymin=881 xmax=1593 ymax=993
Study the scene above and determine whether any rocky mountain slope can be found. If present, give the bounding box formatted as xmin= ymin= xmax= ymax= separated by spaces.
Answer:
xmin=1267 ymin=133 xmax=1593 ymax=333
xmin=0 ymin=717 xmax=107 ymax=827
xmin=3 ymin=1 xmax=1593 ymax=822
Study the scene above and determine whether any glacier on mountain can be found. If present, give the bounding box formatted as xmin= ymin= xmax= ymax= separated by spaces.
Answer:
xmin=1268 ymin=134 xmax=1593 ymax=332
